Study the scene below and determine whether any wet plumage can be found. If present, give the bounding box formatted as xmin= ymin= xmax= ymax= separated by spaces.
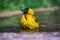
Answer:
xmin=20 ymin=8 xmax=39 ymax=29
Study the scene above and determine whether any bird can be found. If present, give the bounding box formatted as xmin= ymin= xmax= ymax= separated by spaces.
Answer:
xmin=20 ymin=8 xmax=39 ymax=30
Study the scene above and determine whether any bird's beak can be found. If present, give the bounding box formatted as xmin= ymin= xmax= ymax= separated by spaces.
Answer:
xmin=21 ymin=9 xmax=24 ymax=14
xmin=21 ymin=9 xmax=23 ymax=11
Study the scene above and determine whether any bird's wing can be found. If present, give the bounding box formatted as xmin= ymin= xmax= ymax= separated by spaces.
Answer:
xmin=32 ymin=15 xmax=39 ymax=23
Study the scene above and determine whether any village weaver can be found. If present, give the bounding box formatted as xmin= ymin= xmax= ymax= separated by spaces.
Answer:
xmin=20 ymin=8 xmax=39 ymax=30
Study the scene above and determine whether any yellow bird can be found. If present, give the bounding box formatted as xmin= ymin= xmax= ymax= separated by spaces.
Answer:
xmin=20 ymin=8 xmax=39 ymax=30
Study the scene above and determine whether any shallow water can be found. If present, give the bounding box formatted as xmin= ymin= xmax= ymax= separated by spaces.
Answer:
xmin=0 ymin=23 xmax=60 ymax=32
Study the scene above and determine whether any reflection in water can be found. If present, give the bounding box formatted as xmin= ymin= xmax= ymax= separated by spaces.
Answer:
xmin=20 ymin=28 xmax=39 ymax=33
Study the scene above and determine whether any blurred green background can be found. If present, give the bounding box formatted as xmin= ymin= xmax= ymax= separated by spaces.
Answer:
xmin=0 ymin=0 xmax=60 ymax=26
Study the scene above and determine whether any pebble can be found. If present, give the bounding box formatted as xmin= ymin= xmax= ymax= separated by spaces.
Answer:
xmin=0 ymin=32 xmax=60 ymax=40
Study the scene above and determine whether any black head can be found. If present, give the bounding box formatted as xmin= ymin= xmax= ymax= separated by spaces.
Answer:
xmin=21 ymin=8 xmax=29 ymax=14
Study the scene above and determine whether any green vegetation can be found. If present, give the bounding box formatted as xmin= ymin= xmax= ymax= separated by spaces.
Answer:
xmin=0 ymin=0 xmax=60 ymax=26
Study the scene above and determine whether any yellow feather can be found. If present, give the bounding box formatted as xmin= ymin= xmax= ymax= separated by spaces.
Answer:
xmin=20 ymin=8 xmax=39 ymax=30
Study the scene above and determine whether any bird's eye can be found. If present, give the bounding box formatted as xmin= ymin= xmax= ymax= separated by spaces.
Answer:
xmin=24 ymin=10 xmax=27 ymax=12
xmin=23 ymin=8 xmax=29 ymax=13
xmin=23 ymin=9 xmax=27 ymax=13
